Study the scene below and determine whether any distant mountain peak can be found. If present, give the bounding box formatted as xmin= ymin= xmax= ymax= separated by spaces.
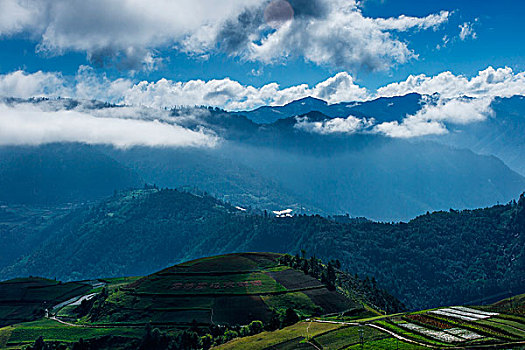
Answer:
xmin=291 ymin=96 xmax=328 ymax=105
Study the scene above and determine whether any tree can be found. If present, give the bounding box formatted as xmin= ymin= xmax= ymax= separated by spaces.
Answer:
xmin=32 ymin=336 xmax=46 ymax=350
xmin=283 ymin=308 xmax=299 ymax=327
xmin=248 ymin=320 xmax=264 ymax=335
xmin=267 ymin=309 xmax=281 ymax=331
xmin=223 ymin=330 xmax=239 ymax=342
xmin=200 ymin=334 xmax=213 ymax=350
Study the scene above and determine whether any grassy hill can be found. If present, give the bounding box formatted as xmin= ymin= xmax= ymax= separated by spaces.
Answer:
xmin=83 ymin=253 xmax=366 ymax=327
xmin=0 ymin=255 xmax=523 ymax=349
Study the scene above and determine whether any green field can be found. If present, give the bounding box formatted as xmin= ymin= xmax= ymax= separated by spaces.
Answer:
xmin=313 ymin=325 xmax=389 ymax=349
xmin=214 ymin=321 xmax=341 ymax=350
xmin=344 ymin=338 xmax=428 ymax=349
xmin=0 ymin=278 xmax=91 ymax=327
xmin=0 ymin=319 xmax=143 ymax=348
xmin=340 ymin=305 xmax=525 ymax=349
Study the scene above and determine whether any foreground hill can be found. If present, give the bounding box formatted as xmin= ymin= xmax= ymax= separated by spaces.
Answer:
xmin=83 ymin=253 xmax=395 ymax=327
xmin=0 ymin=253 xmax=401 ymax=349
xmin=0 ymin=278 xmax=92 ymax=327
xmin=0 ymin=255 xmax=523 ymax=350
xmin=2 ymin=189 xmax=523 ymax=310
xmin=216 ymin=297 xmax=525 ymax=350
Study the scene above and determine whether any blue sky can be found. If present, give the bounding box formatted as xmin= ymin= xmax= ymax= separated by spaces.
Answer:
xmin=0 ymin=0 xmax=523 ymax=92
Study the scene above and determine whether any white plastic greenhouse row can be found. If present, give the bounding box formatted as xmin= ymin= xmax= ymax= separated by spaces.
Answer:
xmin=399 ymin=322 xmax=465 ymax=343
xmin=430 ymin=309 xmax=480 ymax=321
xmin=450 ymin=306 xmax=499 ymax=317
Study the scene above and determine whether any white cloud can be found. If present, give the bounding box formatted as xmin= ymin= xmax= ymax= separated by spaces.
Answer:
xmin=0 ymin=0 xmax=449 ymax=71
xmin=0 ymin=68 xmax=370 ymax=111
xmin=373 ymin=97 xmax=494 ymax=138
xmin=121 ymin=71 xmax=369 ymax=110
xmin=0 ymin=66 xmax=524 ymax=142
xmin=373 ymin=11 xmax=450 ymax=31
xmin=247 ymin=3 xmax=449 ymax=71
xmin=0 ymin=0 xmax=42 ymax=36
xmin=312 ymin=72 xmax=369 ymax=104
xmin=459 ymin=21 xmax=477 ymax=41
xmin=376 ymin=67 xmax=525 ymax=99
xmin=374 ymin=116 xmax=448 ymax=138
xmin=0 ymin=70 xmax=68 ymax=98
xmin=293 ymin=96 xmax=494 ymax=138
xmin=2 ymin=66 xmax=525 ymax=116
xmin=0 ymin=102 xmax=218 ymax=148
xmin=415 ymin=96 xmax=493 ymax=124
xmin=436 ymin=35 xmax=450 ymax=50
xmin=295 ymin=115 xmax=374 ymax=134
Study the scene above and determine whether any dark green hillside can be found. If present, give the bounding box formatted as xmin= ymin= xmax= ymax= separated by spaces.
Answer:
xmin=0 ymin=205 xmax=73 ymax=270
xmin=1 ymin=189 xmax=524 ymax=310
xmin=0 ymin=143 xmax=141 ymax=205
xmin=0 ymin=278 xmax=91 ymax=327
xmin=85 ymin=253 xmax=367 ymax=327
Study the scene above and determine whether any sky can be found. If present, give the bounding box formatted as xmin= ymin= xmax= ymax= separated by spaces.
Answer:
xmin=0 ymin=0 xmax=524 ymax=147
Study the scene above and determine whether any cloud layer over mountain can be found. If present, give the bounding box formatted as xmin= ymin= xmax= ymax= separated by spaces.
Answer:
xmin=0 ymin=101 xmax=218 ymax=148
xmin=0 ymin=66 xmax=524 ymax=143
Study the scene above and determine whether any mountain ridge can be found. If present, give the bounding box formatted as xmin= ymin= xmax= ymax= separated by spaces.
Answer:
xmin=2 ymin=188 xmax=523 ymax=310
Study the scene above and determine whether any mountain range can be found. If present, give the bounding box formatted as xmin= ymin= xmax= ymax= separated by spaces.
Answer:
xmin=1 ymin=94 xmax=524 ymax=221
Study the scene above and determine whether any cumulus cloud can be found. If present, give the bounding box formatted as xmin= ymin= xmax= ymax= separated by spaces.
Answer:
xmin=373 ymin=10 xmax=450 ymax=31
xmin=0 ymin=101 xmax=218 ymax=148
xmin=122 ymin=71 xmax=369 ymax=110
xmin=0 ymin=68 xmax=369 ymax=111
xmin=1 ymin=0 xmax=449 ymax=71
xmin=295 ymin=115 xmax=374 ymax=134
xmin=2 ymin=66 xmax=525 ymax=112
xmin=374 ymin=116 xmax=448 ymax=138
xmin=376 ymin=67 xmax=525 ymax=99
xmin=293 ymin=96 xmax=494 ymax=138
xmin=0 ymin=70 xmax=68 ymax=98
xmin=245 ymin=2 xmax=449 ymax=71
xmin=414 ymin=96 xmax=493 ymax=124
xmin=459 ymin=21 xmax=477 ymax=41
xmin=373 ymin=97 xmax=494 ymax=138
xmin=0 ymin=0 xmax=43 ymax=36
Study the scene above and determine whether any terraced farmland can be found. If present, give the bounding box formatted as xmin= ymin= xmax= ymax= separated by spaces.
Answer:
xmin=363 ymin=304 xmax=525 ymax=348
xmin=243 ymin=302 xmax=525 ymax=350
xmin=0 ymin=254 xmax=523 ymax=349
xmin=89 ymin=253 xmax=359 ymax=326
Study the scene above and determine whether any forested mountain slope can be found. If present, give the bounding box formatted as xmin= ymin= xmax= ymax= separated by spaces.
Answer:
xmin=0 ymin=144 xmax=141 ymax=205
xmin=2 ymin=189 xmax=523 ymax=310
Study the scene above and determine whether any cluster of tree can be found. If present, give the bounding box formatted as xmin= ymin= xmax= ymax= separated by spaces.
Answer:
xmin=24 ymin=336 xmax=65 ymax=350
xmin=279 ymin=251 xmax=339 ymax=290
xmin=337 ymin=273 xmax=405 ymax=314
xmin=57 ymin=317 xmax=283 ymax=350
xmin=133 ymin=309 xmax=300 ymax=350
xmin=278 ymin=251 xmax=404 ymax=313
xmin=4 ymin=189 xmax=524 ymax=310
